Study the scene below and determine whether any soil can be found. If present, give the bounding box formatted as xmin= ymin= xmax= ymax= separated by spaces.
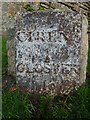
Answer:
xmin=2 ymin=74 xmax=16 ymax=92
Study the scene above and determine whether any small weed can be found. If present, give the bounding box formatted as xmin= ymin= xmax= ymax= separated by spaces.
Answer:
xmin=24 ymin=4 xmax=34 ymax=12
xmin=37 ymin=5 xmax=45 ymax=10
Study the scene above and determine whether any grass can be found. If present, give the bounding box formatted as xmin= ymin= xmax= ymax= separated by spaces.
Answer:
xmin=2 ymin=88 xmax=35 ymax=119
xmin=2 ymin=79 xmax=89 ymax=120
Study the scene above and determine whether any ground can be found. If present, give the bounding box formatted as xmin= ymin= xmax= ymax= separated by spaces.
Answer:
xmin=2 ymin=74 xmax=16 ymax=91
xmin=1 ymin=38 xmax=90 ymax=120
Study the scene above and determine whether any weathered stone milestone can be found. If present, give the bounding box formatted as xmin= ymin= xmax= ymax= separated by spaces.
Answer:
xmin=15 ymin=12 xmax=82 ymax=95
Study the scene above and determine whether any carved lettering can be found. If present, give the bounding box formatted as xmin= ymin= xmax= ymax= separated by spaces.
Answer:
xmin=27 ymin=31 xmax=67 ymax=42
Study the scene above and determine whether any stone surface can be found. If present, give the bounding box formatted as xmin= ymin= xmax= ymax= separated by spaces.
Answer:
xmin=15 ymin=12 xmax=82 ymax=95
xmin=3 ymin=2 xmax=89 ymax=78
xmin=80 ymin=15 xmax=88 ymax=84
xmin=2 ymin=2 xmax=88 ymax=95
xmin=6 ymin=38 xmax=16 ymax=76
